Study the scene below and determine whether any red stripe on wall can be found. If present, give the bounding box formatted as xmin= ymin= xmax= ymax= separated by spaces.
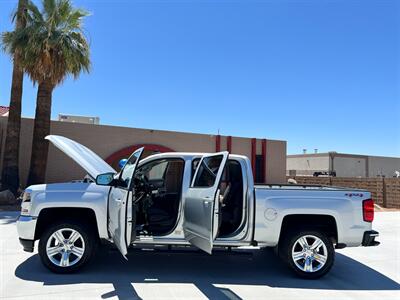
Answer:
xmin=216 ymin=135 xmax=221 ymax=152
xmin=227 ymin=136 xmax=232 ymax=153
xmin=262 ymin=139 xmax=267 ymax=183
xmin=251 ymin=138 xmax=256 ymax=176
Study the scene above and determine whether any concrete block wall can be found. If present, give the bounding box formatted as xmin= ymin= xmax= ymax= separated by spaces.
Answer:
xmin=288 ymin=176 xmax=400 ymax=208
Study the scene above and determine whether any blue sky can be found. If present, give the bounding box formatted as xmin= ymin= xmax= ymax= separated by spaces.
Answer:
xmin=0 ymin=0 xmax=399 ymax=156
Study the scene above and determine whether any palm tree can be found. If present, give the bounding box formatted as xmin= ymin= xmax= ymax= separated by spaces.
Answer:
xmin=1 ymin=0 xmax=28 ymax=196
xmin=3 ymin=0 xmax=90 ymax=186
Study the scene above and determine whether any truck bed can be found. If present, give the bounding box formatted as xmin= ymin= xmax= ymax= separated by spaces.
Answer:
xmin=255 ymin=183 xmax=367 ymax=191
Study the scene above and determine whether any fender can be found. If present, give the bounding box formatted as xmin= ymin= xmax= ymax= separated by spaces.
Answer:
xmin=29 ymin=182 xmax=110 ymax=239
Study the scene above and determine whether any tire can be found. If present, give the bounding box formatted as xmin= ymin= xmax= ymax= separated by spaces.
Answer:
xmin=38 ymin=221 xmax=97 ymax=273
xmin=279 ymin=230 xmax=335 ymax=279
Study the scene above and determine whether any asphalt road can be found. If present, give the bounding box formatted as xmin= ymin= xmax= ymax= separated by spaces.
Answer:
xmin=0 ymin=211 xmax=399 ymax=300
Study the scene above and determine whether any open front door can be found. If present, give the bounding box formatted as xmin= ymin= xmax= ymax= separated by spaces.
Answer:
xmin=108 ymin=147 xmax=144 ymax=259
xmin=183 ymin=152 xmax=229 ymax=254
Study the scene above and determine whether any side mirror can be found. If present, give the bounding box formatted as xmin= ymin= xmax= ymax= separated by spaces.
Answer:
xmin=96 ymin=172 xmax=115 ymax=186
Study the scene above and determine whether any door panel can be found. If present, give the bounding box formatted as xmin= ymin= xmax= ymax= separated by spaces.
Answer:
xmin=183 ymin=152 xmax=228 ymax=254
xmin=108 ymin=188 xmax=130 ymax=258
xmin=108 ymin=148 xmax=144 ymax=259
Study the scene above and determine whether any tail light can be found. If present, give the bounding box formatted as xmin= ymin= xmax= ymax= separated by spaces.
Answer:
xmin=363 ymin=199 xmax=374 ymax=222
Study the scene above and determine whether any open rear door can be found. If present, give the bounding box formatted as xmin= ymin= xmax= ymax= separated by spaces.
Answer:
xmin=108 ymin=147 xmax=144 ymax=259
xmin=183 ymin=152 xmax=228 ymax=254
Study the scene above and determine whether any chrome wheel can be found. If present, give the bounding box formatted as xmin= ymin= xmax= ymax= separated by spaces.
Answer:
xmin=46 ymin=228 xmax=85 ymax=267
xmin=291 ymin=235 xmax=328 ymax=273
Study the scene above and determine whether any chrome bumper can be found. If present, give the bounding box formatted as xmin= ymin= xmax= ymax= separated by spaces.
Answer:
xmin=16 ymin=215 xmax=37 ymax=241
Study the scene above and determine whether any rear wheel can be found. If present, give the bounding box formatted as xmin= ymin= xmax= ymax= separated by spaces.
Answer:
xmin=280 ymin=230 xmax=334 ymax=279
xmin=38 ymin=221 xmax=96 ymax=273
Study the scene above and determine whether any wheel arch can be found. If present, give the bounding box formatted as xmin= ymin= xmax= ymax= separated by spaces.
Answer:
xmin=34 ymin=207 xmax=101 ymax=241
xmin=278 ymin=214 xmax=338 ymax=245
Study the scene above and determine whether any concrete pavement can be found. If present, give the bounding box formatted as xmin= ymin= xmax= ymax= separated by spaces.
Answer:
xmin=0 ymin=211 xmax=399 ymax=299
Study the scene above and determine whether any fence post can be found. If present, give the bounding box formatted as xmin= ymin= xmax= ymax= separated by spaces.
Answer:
xmin=382 ymin=177 xmax=387 ymax=208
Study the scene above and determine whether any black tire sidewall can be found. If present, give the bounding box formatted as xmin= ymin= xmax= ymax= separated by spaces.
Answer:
xmin=282 ymin=230 xmax=335 ymax=279
xmin=38 ymin=221 xmax=95 ymax=273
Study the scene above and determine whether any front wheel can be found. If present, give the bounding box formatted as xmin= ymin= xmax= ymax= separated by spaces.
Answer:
xmin=280 ymin=230 xmax=335 ymax=279
xmin=38 ymin=221 xmax=96 ymax=273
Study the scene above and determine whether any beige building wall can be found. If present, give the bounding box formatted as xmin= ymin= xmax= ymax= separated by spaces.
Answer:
xmin=287 ymin=153 xmax=400 ymax=178
xmin=0 ymin=117 xmax=286 ymax=187
xmin=230 ymin=137 xmax=252 ymax=162
xmin=287 ymin=155 xmax=330 ymax=176
xmin=368 ymin=156 xmax=400 ymax=177
xmin=266 ymin=138 xmax=286 ymax=183
xmin=334 ymin=156 xmax=366 ymax=177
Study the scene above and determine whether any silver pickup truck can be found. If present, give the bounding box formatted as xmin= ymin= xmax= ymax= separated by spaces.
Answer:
xmin=17 ymin=135 xmax=379 ymax=279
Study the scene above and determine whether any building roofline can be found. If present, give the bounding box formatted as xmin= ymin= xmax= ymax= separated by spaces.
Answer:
xmin=288 ymin=152 xmax=400 ymax=159
xmin=58 ymin=113 xmax=99 ymax=119
xmin=0 ymin=116 xmax=286 ymax=143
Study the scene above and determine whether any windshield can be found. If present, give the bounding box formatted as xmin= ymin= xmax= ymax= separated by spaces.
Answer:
xmin=119 ymin=148 xmax=143 ymax=188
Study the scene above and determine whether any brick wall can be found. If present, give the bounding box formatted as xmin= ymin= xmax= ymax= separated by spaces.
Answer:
xmin=384 ymin=178 xmax=400 ymax=208
xmin=287 ymin=176 xmax=400 ymax=208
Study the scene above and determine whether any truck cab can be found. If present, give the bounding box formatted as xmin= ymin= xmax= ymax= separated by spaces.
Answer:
xmin=98 ymin=148 xmax=256 ymax=257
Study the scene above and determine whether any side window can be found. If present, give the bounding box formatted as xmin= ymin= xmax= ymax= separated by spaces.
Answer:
xmin=136 ymin=159 xmax=184 ymax=189
xmin=119 ymin=149 xmax=142 ymax=188
xmin=191 ymin=158 xmax=200 ymax=181
xmin=137 ymin=160 xmax=168 ymax=181
xmin=147 ymin=161 xmax=168 ymax=180
xmin=193 ymin=155 xmax=223 ymax=188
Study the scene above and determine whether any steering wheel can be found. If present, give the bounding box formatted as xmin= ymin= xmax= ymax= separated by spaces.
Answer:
xmin=133 ymin=173 xmax=152 ymax=203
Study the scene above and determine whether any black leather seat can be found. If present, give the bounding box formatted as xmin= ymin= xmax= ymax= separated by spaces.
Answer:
xmin=148 ymin=207 xmax=173 ymax=228
xmin=221 ymin=183 xmax=242 ymax=229
xmin=147 ymin=194 xmax=179 ymax=234
xmin=219 ymin=162 xmax=243 ymax=236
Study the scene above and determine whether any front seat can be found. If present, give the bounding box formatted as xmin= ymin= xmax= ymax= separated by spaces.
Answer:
xmin=148 ymin=207 xmax=174 ymax=231
xmin=220 ymin=163 xmax=243 ymax=235
xmin=147 ymin=161 xmax=184 ymax=234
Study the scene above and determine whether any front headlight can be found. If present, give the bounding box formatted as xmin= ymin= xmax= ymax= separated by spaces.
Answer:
xmin=20 ymin=191 xmax=32 ymax=216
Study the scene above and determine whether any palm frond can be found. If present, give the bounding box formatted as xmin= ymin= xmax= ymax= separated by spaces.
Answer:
xmin=2 ymin=0 xmax=91 ymax=86
xmin=25 ymin=1 xmax=44 ymax=24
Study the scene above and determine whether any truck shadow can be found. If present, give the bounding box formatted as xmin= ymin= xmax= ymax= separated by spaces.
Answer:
xmin=15 ymin=247 xmax=400 ymax=300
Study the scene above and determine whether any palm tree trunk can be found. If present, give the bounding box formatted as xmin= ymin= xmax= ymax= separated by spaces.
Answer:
xmin=27 ymin=81 xmax=54 ymax=186
xmin=1 ymin=0 xmax=27 ymax=195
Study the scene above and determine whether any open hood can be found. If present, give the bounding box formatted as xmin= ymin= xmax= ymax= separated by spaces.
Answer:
xmin=46 ymin=135 xmax=116 ymax=179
